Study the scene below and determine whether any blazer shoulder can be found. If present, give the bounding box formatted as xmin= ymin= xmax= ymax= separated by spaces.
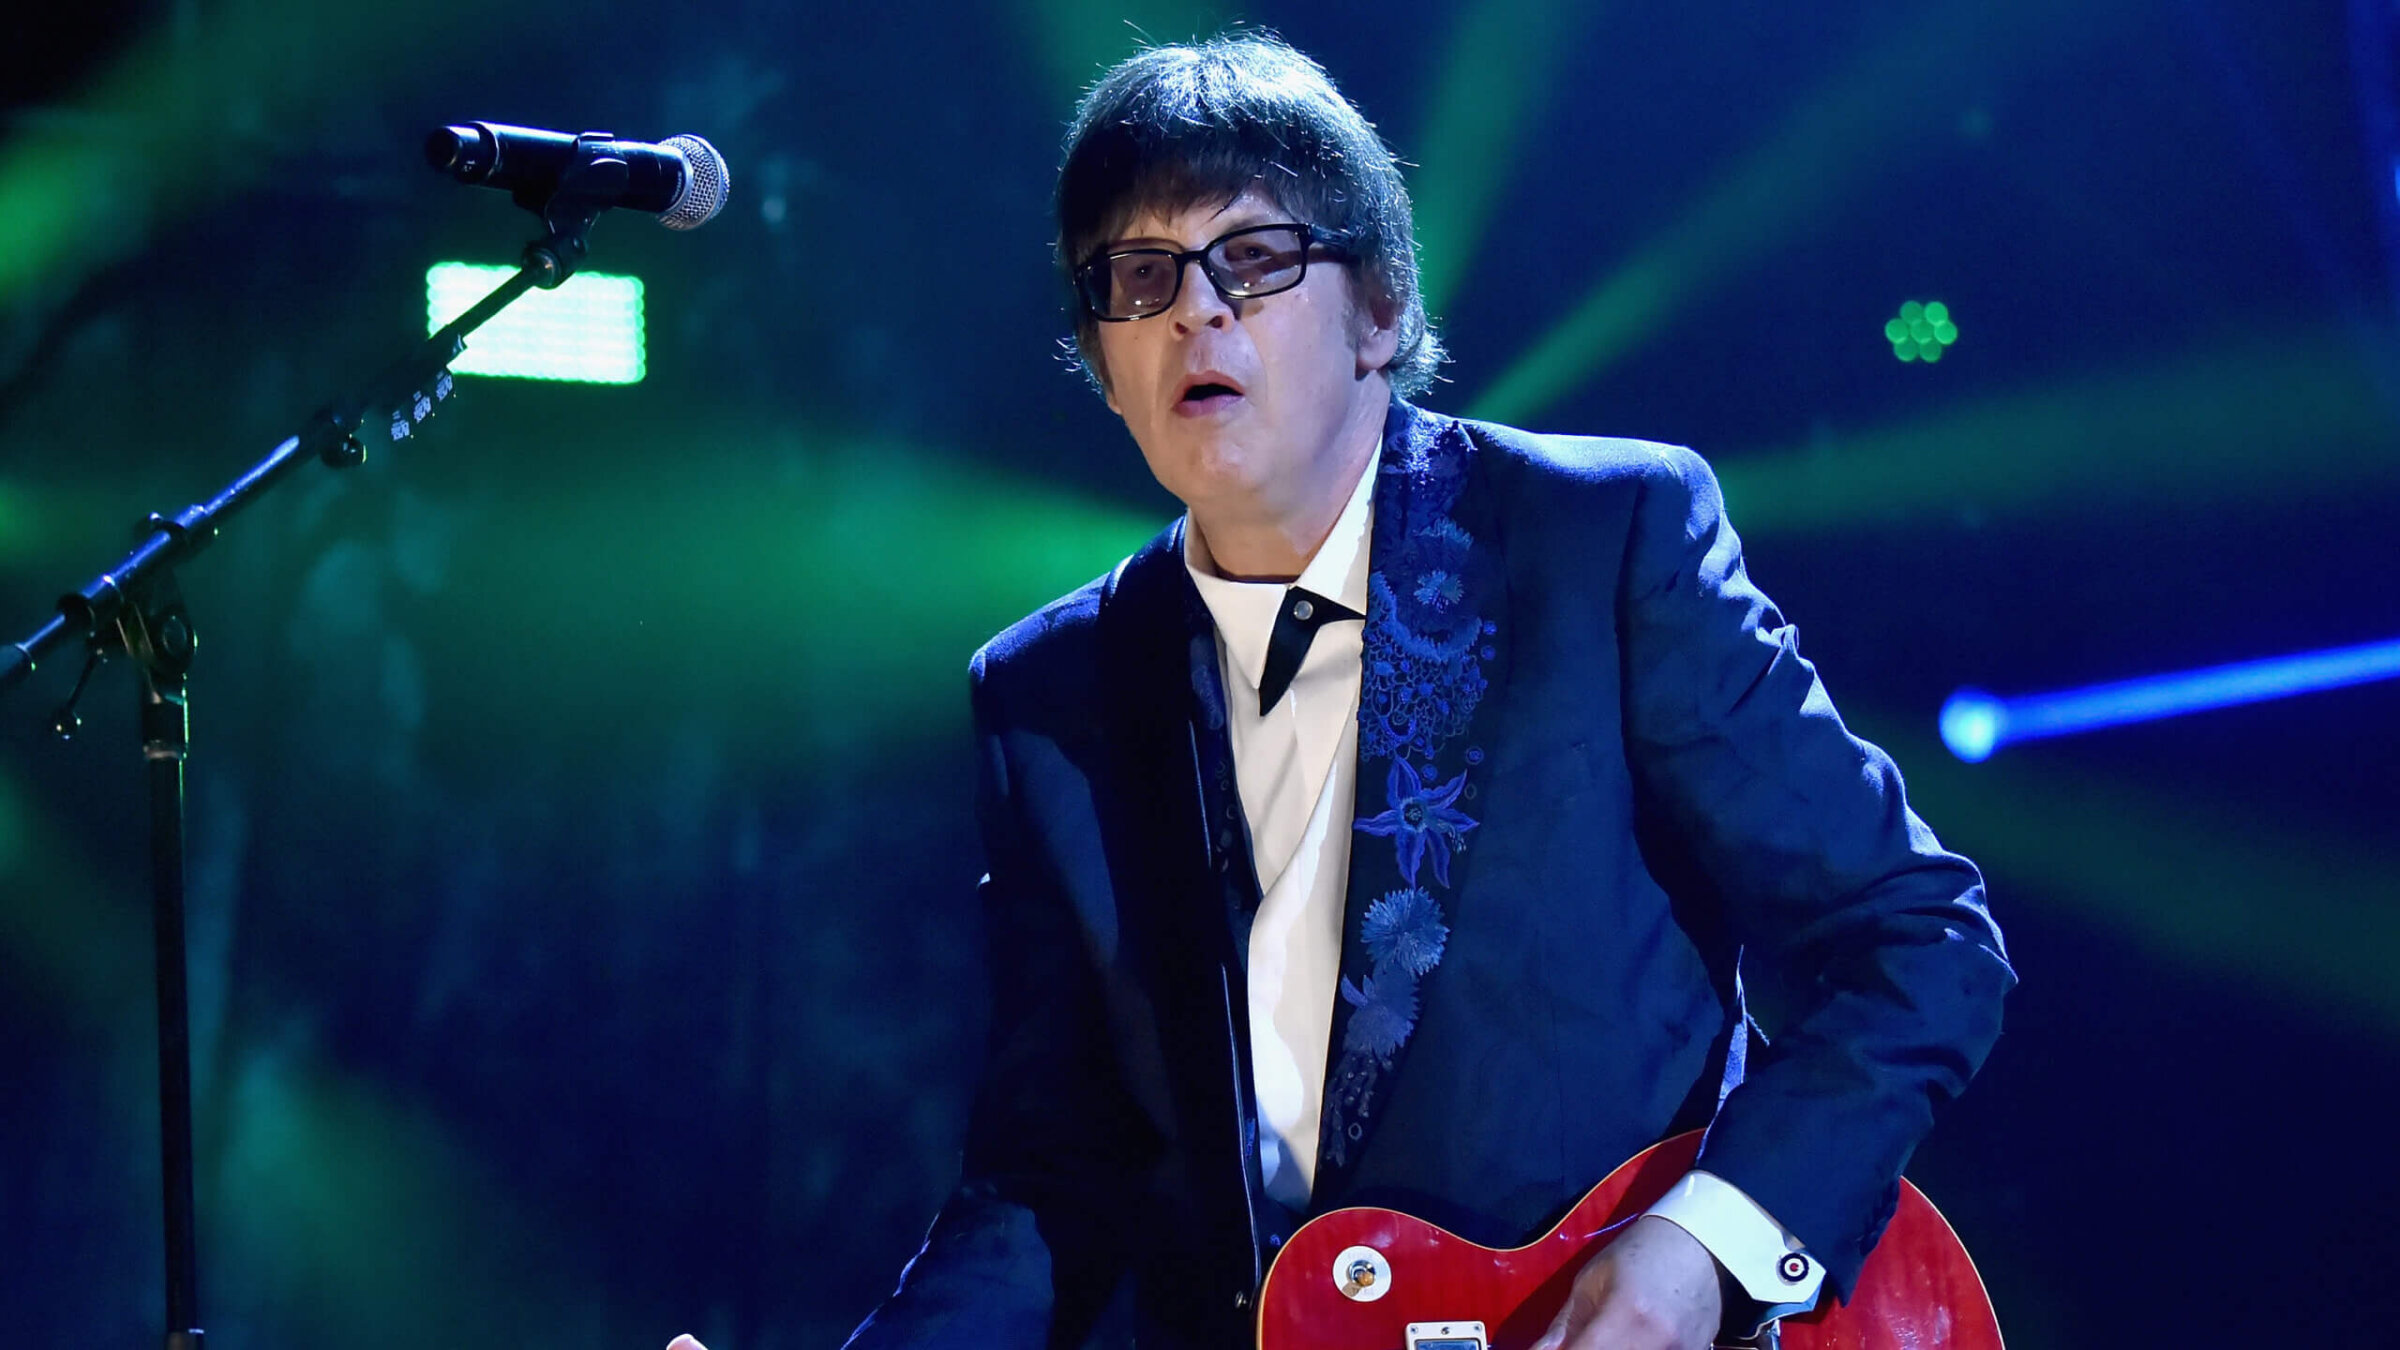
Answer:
xmin=970 ymin=572 xmax=1108 ymax=716
xmin=1450 ymin=416 xmax=1729 ymax=549
xmin=969 ymin=519 xmax=1183 ymax=743
xmin=1457 ymin=414 xmax=1711 ymax=496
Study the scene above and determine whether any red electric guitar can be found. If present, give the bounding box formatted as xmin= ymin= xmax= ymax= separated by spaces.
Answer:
xmin=1257 ymin=1131 xmax=2000 ymax=1349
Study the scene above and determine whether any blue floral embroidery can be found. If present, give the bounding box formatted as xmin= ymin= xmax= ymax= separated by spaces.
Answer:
xmin=1357 ymin=758 xmax=1478 ymax=887
xmin=1362 ymin=887 xmax=1448 ymax=977
xmin=1360 ymin=452 xmax=1488 ymax=765
xmin=1413 ymin=569 xmax=1462 ymax=609
xmin=1340 ymin=971 xmax=1419 ymax=1063
xmin=1323 ymin=412 xmax=1497 ymax=1171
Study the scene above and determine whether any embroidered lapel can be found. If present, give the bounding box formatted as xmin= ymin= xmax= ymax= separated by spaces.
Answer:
xmin=1316 ymin=403 xmax=1503 ymax=1185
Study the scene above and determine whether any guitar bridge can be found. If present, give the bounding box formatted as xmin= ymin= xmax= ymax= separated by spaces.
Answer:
xmin=1403 ymin=1321 xmax=1486 ymax=1350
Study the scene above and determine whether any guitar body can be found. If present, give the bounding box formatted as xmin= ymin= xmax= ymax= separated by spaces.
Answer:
xmin=1257 ymin=1132 xmax=2000 ymax=1349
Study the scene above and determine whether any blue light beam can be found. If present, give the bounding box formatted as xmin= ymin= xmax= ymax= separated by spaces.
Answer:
xmin=1940 ymin=637 xmax=2400 ymax=762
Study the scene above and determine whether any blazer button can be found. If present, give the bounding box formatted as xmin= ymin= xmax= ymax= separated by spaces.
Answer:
xmin=1234 ymin=1289 xmax=1252 ymax=1310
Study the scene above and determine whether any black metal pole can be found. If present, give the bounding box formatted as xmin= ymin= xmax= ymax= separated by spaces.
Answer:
xmin=139 ymin=618 xmax=201 ymax=1350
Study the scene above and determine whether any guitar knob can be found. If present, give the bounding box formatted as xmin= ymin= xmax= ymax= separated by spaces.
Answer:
xmin=1332 ymin=1245 xmax=1392 ymax=1303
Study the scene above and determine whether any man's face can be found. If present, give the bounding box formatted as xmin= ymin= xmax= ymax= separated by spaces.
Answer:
xmin=1091 ymin=188 xmax=1398 ymax=526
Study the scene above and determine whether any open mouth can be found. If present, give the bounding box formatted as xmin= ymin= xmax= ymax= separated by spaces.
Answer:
xmin=1176 ymin=374 xmax=1246 ymax=414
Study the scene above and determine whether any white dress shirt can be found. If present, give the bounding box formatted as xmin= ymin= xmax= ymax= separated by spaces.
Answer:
xmin=1182 ymin=445 xmax=1825 ymax=1319
xmin=1185 ymin=447 xmax=1376 ymax=1209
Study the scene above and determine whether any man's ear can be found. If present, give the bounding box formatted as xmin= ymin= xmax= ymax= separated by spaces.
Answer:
xmin=1354 ymin=288 xmax=1402 ymax=377
xmin=1081 ymin=339 xmax=1120 ymax=413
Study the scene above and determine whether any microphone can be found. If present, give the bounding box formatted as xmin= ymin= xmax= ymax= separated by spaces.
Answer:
xmin=425 ymin=122 xmax=730 ymax=230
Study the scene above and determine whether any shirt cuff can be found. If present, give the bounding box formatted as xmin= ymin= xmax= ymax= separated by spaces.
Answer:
xmin=1642 ymin=1169 xmax=1824 ymax=1332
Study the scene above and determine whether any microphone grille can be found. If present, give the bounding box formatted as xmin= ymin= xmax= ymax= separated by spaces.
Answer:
xmin=660 ymin=135 xmax=729 ymax=230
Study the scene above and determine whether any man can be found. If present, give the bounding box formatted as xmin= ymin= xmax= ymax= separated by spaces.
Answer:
xmin=680 ymin=30 xmax=2011 ymax=1350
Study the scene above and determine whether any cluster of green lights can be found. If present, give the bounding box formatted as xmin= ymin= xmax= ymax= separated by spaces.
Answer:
xmin=426 ymin=263 xmax=645 ymax=385
xmin=1886 ymin=299 xmax=1959 ymax=363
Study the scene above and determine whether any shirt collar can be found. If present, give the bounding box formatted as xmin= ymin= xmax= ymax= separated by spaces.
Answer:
xmin=1183 ymin=444 xmax=1379 ymax=693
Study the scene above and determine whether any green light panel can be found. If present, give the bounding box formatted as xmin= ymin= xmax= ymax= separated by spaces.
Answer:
xmin=426 ymin=263 xmax=645 ymax=384
xmin=1886 ymin=299 xmax=1959 ymax=363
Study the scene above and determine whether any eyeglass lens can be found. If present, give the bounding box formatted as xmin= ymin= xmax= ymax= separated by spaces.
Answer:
xmin=1088 ymin=226 xmax=1312 ymax=319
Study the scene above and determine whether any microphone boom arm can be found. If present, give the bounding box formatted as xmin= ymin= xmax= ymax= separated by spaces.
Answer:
xmin=0 ymin=144 xmax=622 ymax=695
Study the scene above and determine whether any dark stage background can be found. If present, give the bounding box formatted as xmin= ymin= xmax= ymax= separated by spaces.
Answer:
xmin=4 ymin=1 xmax=2396 ymax=1346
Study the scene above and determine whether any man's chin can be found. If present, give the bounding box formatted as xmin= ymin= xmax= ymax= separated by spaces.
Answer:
xmin=1161 ymin=447 xmax=1280 ymax=514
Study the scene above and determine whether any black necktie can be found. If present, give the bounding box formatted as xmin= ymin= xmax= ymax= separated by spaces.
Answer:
xmin=1258 ymin=586 xmax=1363 ymax=715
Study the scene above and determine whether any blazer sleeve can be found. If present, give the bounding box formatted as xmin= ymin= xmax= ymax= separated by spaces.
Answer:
xmin=843 ymin=649 xmax=1157 ymax=1350
xmin=1613 ymin=444 xmax=2016 ymax=1298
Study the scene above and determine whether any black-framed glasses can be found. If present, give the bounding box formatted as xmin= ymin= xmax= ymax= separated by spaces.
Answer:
xmin=1074 ymin=223 xmax=1350 ymax=322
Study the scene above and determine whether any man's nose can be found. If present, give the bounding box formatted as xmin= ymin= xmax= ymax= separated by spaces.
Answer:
xmin=1169 ymin=257 xmax=1236 ymax=331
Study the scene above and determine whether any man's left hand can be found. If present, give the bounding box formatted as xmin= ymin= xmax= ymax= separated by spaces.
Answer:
xmin=1528 ymin=1214 xmax=1723 ymax=1350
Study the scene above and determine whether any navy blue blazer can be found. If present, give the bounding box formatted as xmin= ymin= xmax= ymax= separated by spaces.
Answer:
xmin=847 ymin=401 xmax=2013 ymax=1350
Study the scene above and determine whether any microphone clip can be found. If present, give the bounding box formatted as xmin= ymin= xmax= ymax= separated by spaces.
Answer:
xmin=519 ymin=132 xmax=633 ymax=288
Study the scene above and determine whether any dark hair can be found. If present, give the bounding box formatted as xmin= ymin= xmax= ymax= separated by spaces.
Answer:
xmin=1054 ymin=32 xmax=1444 ymax=398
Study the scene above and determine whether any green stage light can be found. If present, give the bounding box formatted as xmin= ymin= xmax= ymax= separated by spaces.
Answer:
xmin=1020 ymin=0 xmax=1229 ymax=96
xmin=1410 ymin=0 xmax=1592 ymax=314
xmin=1466 ymin=0 xmax=2123 ymax=424
xmin=0 ymin=480 xmax=33 ymax=562
xmin=409 ymin=434 xmax=1160 ymax=761
xmin=1465 ymin=5 xmax=1982 ymax=425
xmin=1887 ymin=299 xmax=1959 ymax=363
xmin=426 ymin=263 xmax=645 ymax=385
xmin=1714 ymin=330 xmax=2392 ymax=537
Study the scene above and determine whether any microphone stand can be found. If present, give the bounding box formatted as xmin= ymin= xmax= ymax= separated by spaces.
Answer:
xmin=0 ymin=153 xmax=632 ymax=1350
